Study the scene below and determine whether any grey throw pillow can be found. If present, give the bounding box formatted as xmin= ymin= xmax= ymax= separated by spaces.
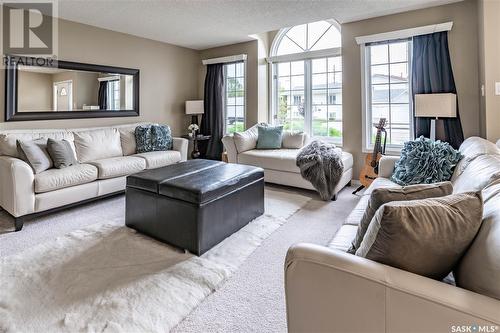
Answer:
xmin=16 ymin=139 xmax=53 ymax=174
xmin=47 ymin=138 xmax=78 ymax=168
xmin=347 ymin=182 xmax=453 ymax=254
xmin=356 ymin=191 xmax=483 ymax=280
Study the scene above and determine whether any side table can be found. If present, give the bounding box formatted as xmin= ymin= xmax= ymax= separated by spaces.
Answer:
xmin=181 ymin=134 xmax=211 ymax=159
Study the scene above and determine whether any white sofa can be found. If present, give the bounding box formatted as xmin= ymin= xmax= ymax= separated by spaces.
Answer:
xmin=285 ymin=136 xmax=500 ymax=332
xmin=222 ymin=129 xmax=353 ymax=200
xmin=0 ymin=123 xmax=188 ymax=231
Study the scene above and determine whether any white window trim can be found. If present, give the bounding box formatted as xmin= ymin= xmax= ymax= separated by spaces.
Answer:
xmin=361 ymin=42 xmax=413 ymax=155
xmin=202 ymin=54 xmax=247 ymax=65
xmin=355 ymin=22 xmax=452 ymax=45
xmin=222 ymin=60 xmax=247 ymax=134
xmin=268 ymin=20 xmax=343 ymax=145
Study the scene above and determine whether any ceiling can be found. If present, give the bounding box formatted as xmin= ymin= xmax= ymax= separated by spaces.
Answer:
xmin=57 ymin=0 xmax=463 ymax=50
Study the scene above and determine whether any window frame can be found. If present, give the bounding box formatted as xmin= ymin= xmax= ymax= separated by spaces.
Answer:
xmin=269 ymin=20 xmax=343 ymax=144
xmin=361 ymin=40 xmax=413 ymax=154
xmin=223 ymin=60 xmax=247 ymax=135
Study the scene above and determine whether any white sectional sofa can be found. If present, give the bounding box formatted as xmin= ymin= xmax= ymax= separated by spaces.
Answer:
xmin=222 ymin=128 xmax=353 ymax=200
xmin=285 ymin=137 xmax=500 ymax=332
xmin=0 ymin=123 xmax=188 ymax=231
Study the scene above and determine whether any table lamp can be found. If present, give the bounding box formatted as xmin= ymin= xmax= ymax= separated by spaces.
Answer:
xmin=185 ymin=100 xmax=204 ymax=126
xmin=415 ymin=93 xmax=457 ymax=141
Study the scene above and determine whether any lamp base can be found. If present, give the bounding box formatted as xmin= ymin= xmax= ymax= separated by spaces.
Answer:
xmin=191 ymin=115 xmax=199 ymax=126
xmin=430 ymin=118 xmax=436 ymax=141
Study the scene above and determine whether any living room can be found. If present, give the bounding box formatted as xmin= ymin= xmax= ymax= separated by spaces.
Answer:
xmin=0 ymin=0 xmax=499 ymax=332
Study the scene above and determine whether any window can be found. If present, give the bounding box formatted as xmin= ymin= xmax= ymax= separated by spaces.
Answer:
xmin=270 ymin=20 xmax=342 ymax=143
xmin=224 ymin=61 xmax=245 ymax=134
xmin=107 ymin=80 xmax=120 ymax=110
xmin=363 ymin=40 xmax=412 ymax=151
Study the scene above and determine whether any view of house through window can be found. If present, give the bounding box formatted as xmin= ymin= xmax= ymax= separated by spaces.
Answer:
xmin=272 ymin=20 xmax=342 ymax=143
xmin=224 ymin=61 xmax=245 ymax=134
xmin=365 ymin=40 xmax=412 ymax=148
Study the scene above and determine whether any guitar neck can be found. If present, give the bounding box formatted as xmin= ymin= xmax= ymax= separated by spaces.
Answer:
xmin=372 ymin=129 xmax=382 ymax=161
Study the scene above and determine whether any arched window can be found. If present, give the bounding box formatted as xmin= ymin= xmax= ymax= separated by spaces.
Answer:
xmin=269 ymin=20 xmax=342 ymax=143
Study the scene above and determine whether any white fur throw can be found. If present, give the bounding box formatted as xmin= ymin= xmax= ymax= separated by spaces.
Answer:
xmin=296 ymin=140 xmax=344 ymax=200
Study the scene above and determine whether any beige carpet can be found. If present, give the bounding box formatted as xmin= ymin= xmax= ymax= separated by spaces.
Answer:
xmin=0 ymin=188 xmax=311 ymax=332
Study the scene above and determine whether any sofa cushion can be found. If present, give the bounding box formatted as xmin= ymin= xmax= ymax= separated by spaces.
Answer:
xmin=257 ymin=125 xmax=283 ymax=149
xmin=455 ymin=191 xmax=500 ymax=300
xmin=233 ymin=125 xmax=259 ymax=153
xmin=363 ymin=177 xmax=401 ymax=196
xmin=119 ymin=125 xmax=138 ymax=156
xmin=73 ymin=128 xmax=123 ymax=163
xmin=452 ymin=137 xmax=500 ymax=181
xmin=328 ymin=224 xmax=358 ymax=252
xmin=47 ymin=138 xmax=78 ymax=168
xmin=391 ymin=136 xmax=462 ymax=186
xmin=34 ymin=164 xmax=98 ymax=193
xmin=282 ymin=131 xmax=306 ymax=149
xmin=356 ymin=191 xmax=483 ymax=280
xmin=17 ymin=139 xmax=53 ymax=174
xmin=0 ymin=130 xmax=75 ymax=159
xmin=452 ymin=154 xmax=500 ymax=193
xmin=238 ymin=149 xmax=353 ymax=174
xmin=348 ymin=182 xmax=453 ymax=254
xmin=89 ymin=156 xmax=146 ymax=179
xmin=134 ymin=151 xmax=181 ymax=169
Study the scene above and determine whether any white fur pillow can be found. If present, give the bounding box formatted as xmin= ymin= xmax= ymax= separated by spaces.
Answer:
xmin=282 ymin=131 xmax=306 ymax=148
xmin=233 ymin=125 xmax=259 ymax=153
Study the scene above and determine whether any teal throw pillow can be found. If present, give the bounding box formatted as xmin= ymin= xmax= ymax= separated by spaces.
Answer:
xmin=391 ymin=136 xmax=463 ymax=186
xmin=257 ymin=125 xmax=283 ymax=149
xmin=135 ymin=124 xmax=173 ymax=153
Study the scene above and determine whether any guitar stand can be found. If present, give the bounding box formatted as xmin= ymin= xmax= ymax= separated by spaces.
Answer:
xmin=352 ymin=185 xmax=364 ymax=195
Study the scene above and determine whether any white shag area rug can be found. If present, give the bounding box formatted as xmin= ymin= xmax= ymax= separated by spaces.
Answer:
xmin=0 ymin=188 xmax=310 ymax=333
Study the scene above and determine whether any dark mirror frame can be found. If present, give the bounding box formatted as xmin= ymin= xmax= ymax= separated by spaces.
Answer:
xmin=5 ymin=55 xmax=140 ymax=121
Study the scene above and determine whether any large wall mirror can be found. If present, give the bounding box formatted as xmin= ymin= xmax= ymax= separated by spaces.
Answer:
xmin=5 ymin=56 xmax=139 ymax=121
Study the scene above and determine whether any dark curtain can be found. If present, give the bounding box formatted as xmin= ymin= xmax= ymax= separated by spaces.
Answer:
xmin=98 ymin=81 xmax=108 ymax=110
xmin=412 ymin=31 xmax=464 ymax=149
xmin=201 ymin=63 xmax=225 ymax=160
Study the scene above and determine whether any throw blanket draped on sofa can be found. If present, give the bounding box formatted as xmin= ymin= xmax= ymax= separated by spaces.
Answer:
xmin=296 ymin=140 xmax=344 ymax=200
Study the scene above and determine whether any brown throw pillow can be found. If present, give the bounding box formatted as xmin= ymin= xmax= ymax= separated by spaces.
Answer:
xmin=355 ymin=192 xmax=483 ymax=280
xmin=347 ymin=182 xmax=453 ymax=254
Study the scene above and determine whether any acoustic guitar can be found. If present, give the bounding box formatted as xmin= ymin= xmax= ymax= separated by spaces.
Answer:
xmin=355 ymin=118 xmax=387 ymax=192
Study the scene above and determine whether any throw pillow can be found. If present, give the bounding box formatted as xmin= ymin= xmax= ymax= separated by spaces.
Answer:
xmin=47 ymin=138 xmax=78 ymax=168
xmin=16 ymin=139 xmax=53 ymax=174
xmin=135 ymin=124 xmax=173 ymax=153
xmin=391 ymin=136 xmax=462 ymax=186
xmin=256 ymin=125 xmax=283 ymax=149
xmin=347 ymin=182 xmax=453 ymax=254
xmin=282 ymin=131 xmax=306 ymax=149
xmin=233 ymin=123 xmax=267 ymax=153
xmin=356 ymin=191 xmax=483 ymax=280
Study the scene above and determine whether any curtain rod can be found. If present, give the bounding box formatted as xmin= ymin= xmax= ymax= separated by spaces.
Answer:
xmin=202 ymin=54 xmax=247 ymax=65
xmin=355 ymin=22 xmax=453 ymax=45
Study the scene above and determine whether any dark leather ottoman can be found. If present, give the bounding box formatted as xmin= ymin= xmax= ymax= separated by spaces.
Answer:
xmin=125 ymin=159 xmax=265 ymax=255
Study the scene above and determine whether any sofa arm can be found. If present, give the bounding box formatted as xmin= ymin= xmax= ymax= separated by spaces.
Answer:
xmin=0 ymin=156 xmax=35 ymax=217
xmin=221 ymin=135 xmax=238 ymax=163
xmin=172 ymin=137 xmax=188 ymax=162
xmin=378 ymin=155 xmax=399 ymax=178
xmin=285 ymin=243 xmax=500 ymax=333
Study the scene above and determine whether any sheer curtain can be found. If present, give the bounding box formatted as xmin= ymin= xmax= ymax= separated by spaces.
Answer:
xmin=412 ymin=31 xmax=464 ymax=148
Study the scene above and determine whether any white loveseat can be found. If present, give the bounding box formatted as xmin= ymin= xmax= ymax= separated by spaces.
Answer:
xmin=0 ymin=123 xmax=188 ymax=231
xmin=285 ymin=137 xmax=500 ymax=332
xmin=222 ymin=127 xmax=353 ymax=200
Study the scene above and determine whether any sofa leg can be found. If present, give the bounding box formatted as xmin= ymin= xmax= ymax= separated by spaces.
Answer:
xmin=331 ymin=194 xmax=337 ymax=201
xmin=14 ymin=217 xmax=24 ymax=231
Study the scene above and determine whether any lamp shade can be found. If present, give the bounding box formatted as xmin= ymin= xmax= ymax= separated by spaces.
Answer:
xmin=185 ymin=100 xmax=204 ymax=115
xmin=415 ymin=93 xmax=457 ymax=118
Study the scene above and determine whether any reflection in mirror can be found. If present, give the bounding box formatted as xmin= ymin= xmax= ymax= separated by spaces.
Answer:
xmin=17 ymin=66 xmax=135 ymax=112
